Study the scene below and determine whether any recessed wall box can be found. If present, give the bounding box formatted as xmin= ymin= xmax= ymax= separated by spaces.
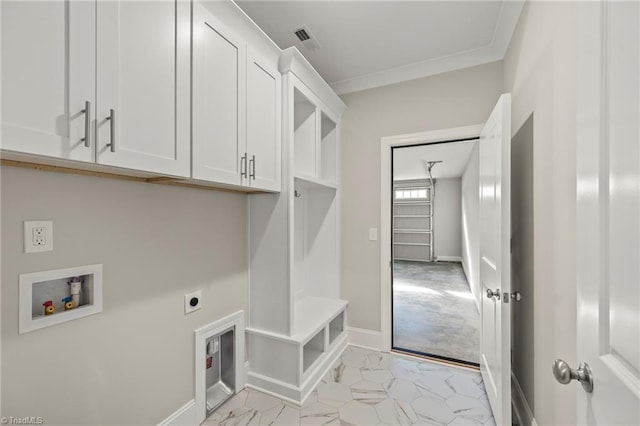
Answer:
xmin=19 ymin=264 xmax=103 ymax=334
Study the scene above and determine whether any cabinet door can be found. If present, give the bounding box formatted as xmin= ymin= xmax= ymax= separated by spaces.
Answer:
xmin=192 ymin=2 xmax=246 ymax=185
xmin=246 ymin=49 xmax=281 ymax=192
xmin=1 ymin=0 xmax=95 ymax=162
xmin=95 ymin=0 xmax=190 ymax=177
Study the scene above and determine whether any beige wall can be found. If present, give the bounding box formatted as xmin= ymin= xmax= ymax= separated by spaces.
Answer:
xmin=511 ymin=114 xmax=535 ymax=417
xmin=340 ymin=61 xmax=503 ymax=331
xmin=504 ymin=1 xmax=578 ymax=425
xmin=1 ymin=166 xmax=248 ymax=425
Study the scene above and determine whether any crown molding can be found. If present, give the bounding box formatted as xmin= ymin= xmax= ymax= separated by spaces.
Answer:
xmin=331 ymin=0 xmax=524 ymax=95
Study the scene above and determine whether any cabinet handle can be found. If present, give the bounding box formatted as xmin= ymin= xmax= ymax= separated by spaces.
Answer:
xmin=106 ymin=109 xmax=116 ymax=152
xmin=81 ymin=101 xmax=91 ymax=148
xmin=241 ymin=153 xmax=248 ymax=179
xmin=249 ymin=155 xmax=256 ymax=180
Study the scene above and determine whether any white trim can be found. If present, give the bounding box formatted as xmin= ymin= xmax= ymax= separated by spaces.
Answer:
xmin=194 ymin=310 xmax=245 ymax=425
xmin=347 ymin=327 xmax=383 ymax=351
xmin=511 ymin=372 xmax=536 ymax=426
xmin=331 ymin=45 xmax=502 ymax=95
xmin=435 ymin=256 xmax=462 ymax=263
xmin=330 ymin=1 xmax=523 ymax=95
xmin=380 ymin=125 xmax=484 ymax=351
xmin=157 ymin=400 xmax=195 ymax=426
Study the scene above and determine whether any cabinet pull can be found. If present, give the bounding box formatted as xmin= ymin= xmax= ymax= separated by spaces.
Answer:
xmin=106 ymin=109 xmax=116 ymax=152
xmin=81 ymin=101 xmax=91 ymax=148
xmin=249 ymin=155 xmax=256 ymax=180
xmin=241 ymin=153 xmax=248 ymax=179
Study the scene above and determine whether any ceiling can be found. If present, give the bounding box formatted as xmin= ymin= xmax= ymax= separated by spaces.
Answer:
xmin=393 ymin=140 xmax=476 ymax=181
xmin=235 ymin=0 xmax=524 ymax=94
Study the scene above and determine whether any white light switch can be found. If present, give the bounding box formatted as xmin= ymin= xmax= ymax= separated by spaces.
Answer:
xmin=24 ymin=221 xmax=53 ymax=253
xmin=369 ymin=228 xmax=378 ymax=241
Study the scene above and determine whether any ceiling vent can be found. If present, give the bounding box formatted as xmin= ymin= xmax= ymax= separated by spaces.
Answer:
xmin=291 ymin=26 xmax=320 ymax=51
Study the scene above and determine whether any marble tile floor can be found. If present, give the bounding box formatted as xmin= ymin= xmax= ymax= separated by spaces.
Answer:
xmin=392 ymin=261 xmax=480 ymax=364
xmin=203 ymin=345 xmax=495 ymax=426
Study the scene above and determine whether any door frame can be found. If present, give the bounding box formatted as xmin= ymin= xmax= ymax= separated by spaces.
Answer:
xmin=379 ymin=124 xmax=483 ymax=351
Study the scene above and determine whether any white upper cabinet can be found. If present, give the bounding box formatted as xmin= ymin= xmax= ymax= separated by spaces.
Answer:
xmin=1 ymin=1 xmax=95 ymax=162
xmin=95 ymin=0 xmax=190 ymax=177
xmin=246 ymin=49 xmax=281 ymax=191
xmin=192 ymin=2 xmax=281 ymax=192
xmin=192 ymin=3 xmax=246 ymax=186
xmin=2 ymin=0 xmax=190 ymax=177
xmin=2 ymin=0 xmax=280 ymax=191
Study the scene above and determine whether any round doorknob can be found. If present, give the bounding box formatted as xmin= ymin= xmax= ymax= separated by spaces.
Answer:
xmin=552 ymin=359 xmax=594 ymax=393
xmin=486 ymin=289 xmax=501 ymax=300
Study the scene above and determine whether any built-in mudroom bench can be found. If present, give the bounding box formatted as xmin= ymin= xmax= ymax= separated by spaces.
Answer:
xmin=247 ymin=47 xmax=348 ymax=404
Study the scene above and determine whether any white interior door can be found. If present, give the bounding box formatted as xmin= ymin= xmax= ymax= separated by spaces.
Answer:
xmin=96 ymin=0 xmax=190 ymax=177
xmin=479 ymin=93 xmax=511 ymax=426
xmin=576 ymin=2 xmax=640 ymax=424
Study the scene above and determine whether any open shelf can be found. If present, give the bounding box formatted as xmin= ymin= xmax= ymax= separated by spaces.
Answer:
xmin=320 ymin=113 xmax=337 ymax=183
xmin=329 ymin=311 xmax=344 ymax=346
xmin=293 ymin=88 xmax=317 ymax=178
xmin=293 ymin=296 xmax=347 ymax=342
xmin=303 ymin=328 xmax=325 ymax=372
xmin=294 ymin=175 xmax=337 ymax=190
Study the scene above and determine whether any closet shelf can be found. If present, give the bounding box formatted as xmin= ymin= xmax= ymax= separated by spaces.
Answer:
xmin=393 ymin=242 xmax=431 ymax=246
xmin=294 ymin=175 xmax=337 ymax=190
xmin=393 ymin=229 xmax=432 ymax=234
xmin=393 ymin=214 xmax=431 ymax=218
xmin=393 ymin=201 xmax=430 ymax=205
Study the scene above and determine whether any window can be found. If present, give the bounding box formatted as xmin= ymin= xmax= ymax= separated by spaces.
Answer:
xmin=394 ymin=188 xmax=429 ymax=200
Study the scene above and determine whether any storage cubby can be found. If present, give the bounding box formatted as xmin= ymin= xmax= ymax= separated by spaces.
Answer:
xmin=320 ymin=113 xmax=337 ymax=184
xmin=293 ymin=182 xmax=338 ymax=303
xmin=329 ymin=311 xmax=344 ymax=345
xmin=247 ymin=47 xmax=347 ymax=404
xmin=293 ymin=88 xmax=317 ymax=179
xmin=303 ymin=329 xmax=325 ymax=372
xmin=19 ymin=264 xmax=103 ymax=334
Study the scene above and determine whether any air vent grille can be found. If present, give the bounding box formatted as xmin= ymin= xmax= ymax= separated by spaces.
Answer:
xmin=294 ymin=28 xmax=310 ymax=42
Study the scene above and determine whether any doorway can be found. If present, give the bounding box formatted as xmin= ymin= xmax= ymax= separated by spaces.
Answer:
xmin=390 ymin=138 xmax=481 ymax=366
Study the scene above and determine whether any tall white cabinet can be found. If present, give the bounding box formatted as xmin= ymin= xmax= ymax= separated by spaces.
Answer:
xmin=247 ymin=48 xmax=347 ymax=403
xmin=1 ymin=0 xmax=191 ymax=177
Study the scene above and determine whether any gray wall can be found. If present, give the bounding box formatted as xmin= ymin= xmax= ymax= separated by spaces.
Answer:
xmin=1 ymin=166 xmax=248 ymax=425
xmin=461 ymin=145 xmax=480 ymax=306
xmin=503 ymin=1 xmax=578 ymax=424
xmin=433 ymin=178 xmax=462 ymax=260
xmin=340 ymin=61 xmax=503 ymax=331
xmin=511 ymin=114 xmax=535 ymax=416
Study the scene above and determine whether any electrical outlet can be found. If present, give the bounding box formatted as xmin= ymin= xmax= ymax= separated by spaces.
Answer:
xmin=33 ymin=226 xmax=46 ymax=246
xmin=24 ymin=221 xmax=53 ymax=253
xmin=184 ymin=290 xmax=202 ymax=314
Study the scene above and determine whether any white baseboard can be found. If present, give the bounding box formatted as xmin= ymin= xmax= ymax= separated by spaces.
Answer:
xmin=347 ymin=327 xmax=382 ymax=351
xmin=436 ymin=256 xmax=462 ymax=262
xmin=158 ymin=400 xmax=195 ymax=426
xmin=512 ymin=372 xmax=537 ymax=426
